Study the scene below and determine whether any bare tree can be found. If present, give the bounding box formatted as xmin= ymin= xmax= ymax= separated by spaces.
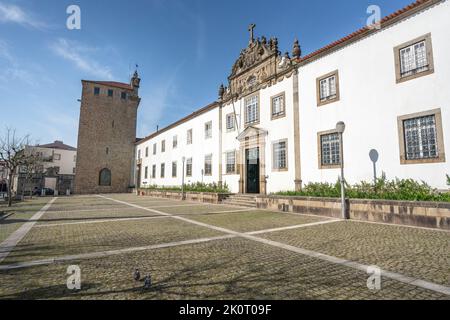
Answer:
xmin=0 ymin=128 xmax=31 ymax=207
xmin=21 ymin=148 xmax=43 ymax=199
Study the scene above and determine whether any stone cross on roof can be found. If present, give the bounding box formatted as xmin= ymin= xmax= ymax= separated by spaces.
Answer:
xmin=248 ymin=23 xmax=256 ymax=43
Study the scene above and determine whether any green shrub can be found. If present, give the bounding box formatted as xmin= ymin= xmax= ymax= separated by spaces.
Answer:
xmin=275 ymin=174 xmax=450 ymax=202
xmin=143 ymin=182 xmax=230 ymax=194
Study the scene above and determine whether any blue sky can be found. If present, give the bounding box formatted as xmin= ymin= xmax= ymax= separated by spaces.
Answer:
xmin=0 ymin=0 xmax=413 ymax=147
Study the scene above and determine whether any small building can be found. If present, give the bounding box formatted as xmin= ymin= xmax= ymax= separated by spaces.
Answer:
xmin=13 ymin=141 xmax=77 ymax=195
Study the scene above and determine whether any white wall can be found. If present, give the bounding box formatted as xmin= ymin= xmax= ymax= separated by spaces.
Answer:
xmin=34 ymin=147 xmax=77 ymax=175
xmin=298 ymin=0 xmax=450 ymax=189
xmin=136 ymin=1 xmax=450 ymax=192
xmin=221 ymin=76 xmax=296 ymax=193
xmin=137 ymin=107 xmax=220 ymax=187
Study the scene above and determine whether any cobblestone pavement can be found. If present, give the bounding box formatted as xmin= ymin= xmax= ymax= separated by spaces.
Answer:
xmin=0 ymin=238 xmax=448 ymax=300
xmin=0 ymin=197 xmax=51 ymax=243
xmin=0 ymin=194 xmax=449 ymax=300
xmin=1 ymin=218 xmax=223 ymax=265
xmin=188 ymin=210 xmax=328 ymax=233
xmin=258 ymin=220 xmax=450 ymax=286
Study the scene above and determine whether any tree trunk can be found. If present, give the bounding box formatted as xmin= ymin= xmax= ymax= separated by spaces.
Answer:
xmin=7 ymin=172 xmax=13 ymax=207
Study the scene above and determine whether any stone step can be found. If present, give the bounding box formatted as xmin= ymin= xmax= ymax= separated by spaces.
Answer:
xmin=223 ymin=200 xmax=256 ymax=207
xmin=221 ymin=201 xmax=257 ymax=208
xmin=222 ymin=195 xmax=257 ymax=208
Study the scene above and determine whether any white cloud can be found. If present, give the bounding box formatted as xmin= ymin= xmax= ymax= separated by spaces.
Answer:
xmin=50 ymin=38 xmax=114 ymax=80
xmin=0 ymin=2 xmax=46 ymax=29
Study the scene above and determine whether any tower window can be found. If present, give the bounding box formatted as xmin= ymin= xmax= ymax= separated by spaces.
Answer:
xmin=121 ymin=92 xmax=127 ymax=100
xmin=94 ymin=87 xmax=100 ymax=95
xmin=108 ymin=89 xmax=114 ymax=97
xmin=99 ymin=168 xmax=111 ymax=186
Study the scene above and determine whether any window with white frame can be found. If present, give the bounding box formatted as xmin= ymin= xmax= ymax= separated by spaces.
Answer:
xmin=319 ymin=75 xmax=337 ymax=102
xmin=271 ymin=94 xmax=285 ymax=118
xmin=161 ymin=140 xmax=166 ymax=153
xmin=186 ymin=158 xmax=192 ymax=177
xmin=137 ymin=150 xmax=141 ymax=159
xmin=160 ymin=163 xmax=165 ymax=178
xmin=273 ymin=141 xmax=287 ymax=170
xmin=152 ymin=165 xmax=156 ymax=178
xmin=153 ymin=143 xmax=157 ymax=155
xmin=144 ymin=166 xmax=148 ymax=179
xmin=145 ymin=147 xmax=149 ymax=157
xmin=173 ymin=135 xmax=178 ymax=149
xmin=403 ymin=115 xmax=438 ymax=160
xmin=399 ymin=40 xmax=429 ymax=78
xmin=245 ymin=95 xmax=259 ymax=125
xmin=204 ymin=154 xmax=212 ymax=175
xmin=320 ymin=132 xmax=341 ymax=166
xmin=394 ymin=34 xmax=434 ymax=83
xmin=187 ymin=129 xmax=193 ymax=145
xmin=205 ymin=121 xmax=212 ymax=139
xmin=226 ymin=151 xmax=236 ymax=174
xmin=53 ymin=153 xmax=61 ymax=161
xmin=172 ymin=161 xmax=177 ymax=177
xmin=226 ymin=113 xmax=235 ymax=131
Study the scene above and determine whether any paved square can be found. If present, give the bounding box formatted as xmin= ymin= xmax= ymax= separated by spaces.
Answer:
xmin=0 ymin=194 xmax=449 ymax=300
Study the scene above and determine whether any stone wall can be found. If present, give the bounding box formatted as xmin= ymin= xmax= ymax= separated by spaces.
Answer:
xmin=256 ymin=196 xmax=450 ymax=230
xmin=137 ymin=189 xmax=231 ymax=204
xmin=74 ymin=81 xmax=139 ymax=194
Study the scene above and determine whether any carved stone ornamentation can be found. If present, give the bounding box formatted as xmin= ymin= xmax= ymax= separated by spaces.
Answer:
xmin=292 ymin=39 xmax=301 ymax=59
xmin=218 ymin=84 xmax=225 ymax=100
xmin=221 ymin=26 xmax=295 ymax=103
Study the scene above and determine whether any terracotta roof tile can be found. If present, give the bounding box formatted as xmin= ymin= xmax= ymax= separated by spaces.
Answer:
xmin=82 ymin=80 xmax=133 ymax=91
xmin=298 ymin=0 xmax=439 ymax=64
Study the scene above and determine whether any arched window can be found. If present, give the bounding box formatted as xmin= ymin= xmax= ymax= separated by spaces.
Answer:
xmin=99 ymin=168 xmax=111 ymax=186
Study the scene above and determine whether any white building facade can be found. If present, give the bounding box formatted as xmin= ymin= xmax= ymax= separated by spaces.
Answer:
xmin=13 ymin=140 xmax=77 ymax=195
xmin=136 ymin=0 xmax=450 ymax=193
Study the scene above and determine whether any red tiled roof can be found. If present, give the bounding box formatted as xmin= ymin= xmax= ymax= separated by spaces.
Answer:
xmin=82 ymin=80 xmax=133 ymax=91
xmin=298 ymin=0 xmax=441 ymax=64
xmin=136 ymin=0 xmax=442 ymax=146
xmin=136 ymin=102 xmax=219 ymax=145
xmin=38 ymin=141 xmax=77 ymax=151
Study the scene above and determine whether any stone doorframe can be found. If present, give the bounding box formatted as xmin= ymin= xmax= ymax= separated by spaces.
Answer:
xmin=237 ymin=126 xmax=268 ymax=195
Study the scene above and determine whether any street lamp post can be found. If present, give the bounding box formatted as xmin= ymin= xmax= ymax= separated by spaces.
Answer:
xmin=181 ymin=157 xmax=186 ymax=200
xmin=336 ymin=121 xmax=346 ymax=219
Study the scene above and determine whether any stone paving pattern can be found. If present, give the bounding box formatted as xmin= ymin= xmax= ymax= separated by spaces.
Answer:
xmin=259 ymin=221 xmax=450 ymax=286
xmin=0 ymin=197 xmax=51 ymax=243
xmin=0 ymin=194 xmax=449 ymax=300
xmin=0 ymin=238 xmax=448 ymax=300
xmin=188 ymin=210 xmax=328 ymax=233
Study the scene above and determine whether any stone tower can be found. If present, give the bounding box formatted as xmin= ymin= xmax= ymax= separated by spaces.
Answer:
xmin=74 ymin=71 xmax=141 ymax=194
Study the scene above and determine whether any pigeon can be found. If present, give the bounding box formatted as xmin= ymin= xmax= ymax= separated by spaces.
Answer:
xmin=143 ymin=274 xmax=152 ymax=290
xmin=134 ymin=268 xmax=140 ymax=281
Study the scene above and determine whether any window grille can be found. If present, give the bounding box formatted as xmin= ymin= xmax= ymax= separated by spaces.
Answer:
xmin=245 ymin=95 xmax=259 ymax=124
xmin=320 ymin=133 xmax=341 ymax=165
xmin=403 ymin=115 xmax=437 ymax=160
xmin=400 ymin=40 xmax=429 ymax=77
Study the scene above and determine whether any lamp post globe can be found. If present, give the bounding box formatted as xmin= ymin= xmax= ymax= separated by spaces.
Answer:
xmin=336 ymin=121 xmax=346 ymax=134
